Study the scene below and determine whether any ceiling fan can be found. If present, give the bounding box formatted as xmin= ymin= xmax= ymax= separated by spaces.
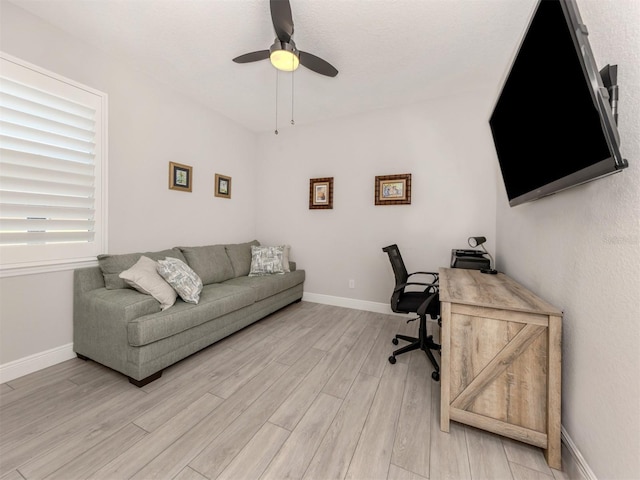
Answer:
xmin=233 ymin=0 xmax=338 ymax=77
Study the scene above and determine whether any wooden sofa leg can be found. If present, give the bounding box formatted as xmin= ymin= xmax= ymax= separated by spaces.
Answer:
xmin=77 ymin=353 xmax=162 ymax=387
xmin=128 ymin=370 xmax=162 ymax=388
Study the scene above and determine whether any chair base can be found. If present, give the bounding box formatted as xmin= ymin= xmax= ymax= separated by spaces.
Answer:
xmin=388 ymin=316 xmax=441 ymax=381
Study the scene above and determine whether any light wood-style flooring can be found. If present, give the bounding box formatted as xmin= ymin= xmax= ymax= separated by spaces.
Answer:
xmin=1 ymin=301 xmax=570 ymax=480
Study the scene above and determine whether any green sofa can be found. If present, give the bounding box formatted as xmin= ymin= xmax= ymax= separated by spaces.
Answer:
xmin=73 ymin=241 xmax=304 ymax=386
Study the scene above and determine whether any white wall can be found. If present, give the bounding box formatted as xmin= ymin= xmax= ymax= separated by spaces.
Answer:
xmin=255 ymin=93 xmax=497 ymax=306
xmin=0 ymin=2 xmax=258 ymax=369
xmin=2 ymin=1 xmax=638 ymax=477
xmin=495 ymin=0 xmax=640 ymax=478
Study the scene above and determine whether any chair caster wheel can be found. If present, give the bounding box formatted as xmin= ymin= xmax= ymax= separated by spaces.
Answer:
xmin=388 ymin=356 xmax=396 ymax=364
xmin=392 ymin=338 xmax=399 ymax=345
xmin=431 ymin=371 xmax=440 ymax=381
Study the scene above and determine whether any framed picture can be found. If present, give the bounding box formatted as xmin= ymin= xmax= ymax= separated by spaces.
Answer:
xmin=375 ymin=173 xmax=411 ymax=205
xmin=215 ymin=173 xmax=232 ymax=199
xmin=309 ymin=177 xmax=333 ymax=209
xmin=169 ymin=162 xmax=192 ymax=192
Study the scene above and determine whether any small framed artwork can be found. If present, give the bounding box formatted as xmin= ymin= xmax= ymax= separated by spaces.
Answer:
xmin=375 ymin=173 xmax=411 ymax=205
xmin=309 ymin=177 xmax=333 ymax=210
xmin=169 ymin=162 xmax=192 ymax=192
xmin=215 ymin=173 xmax=232 ymax=199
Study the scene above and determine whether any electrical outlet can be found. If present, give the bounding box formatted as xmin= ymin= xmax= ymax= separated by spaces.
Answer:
xmin=349 ymin=279 xmax=355 ymax=289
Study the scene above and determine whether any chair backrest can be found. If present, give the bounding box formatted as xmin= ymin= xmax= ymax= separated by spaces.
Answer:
xmin=382 ymin=244 xmax=409 ymax=287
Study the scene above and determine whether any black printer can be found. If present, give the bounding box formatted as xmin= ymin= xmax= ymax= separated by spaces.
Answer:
xmin=450 ymin=249 xmax=491 ymax=270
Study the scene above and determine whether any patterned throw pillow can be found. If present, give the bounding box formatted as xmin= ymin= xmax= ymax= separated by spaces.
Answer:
xmin=119 ymin=256 xmax=177 ymax=310
xmin=248 ymin=245 xmax=285 ymax=276
xmin=157 ymin=257 xmax=203 ymax=304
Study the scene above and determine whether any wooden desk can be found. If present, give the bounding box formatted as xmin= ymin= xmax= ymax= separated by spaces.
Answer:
xmin=439 ymin=268 xmax=562 ymax=469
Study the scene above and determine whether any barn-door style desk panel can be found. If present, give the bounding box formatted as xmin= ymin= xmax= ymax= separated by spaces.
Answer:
xmin=439 ymin=268 xmax=562 ymax=469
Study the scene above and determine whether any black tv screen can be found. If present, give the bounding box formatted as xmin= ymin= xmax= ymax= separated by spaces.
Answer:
xmin=489 ymin=0 xmax=627 ymax=206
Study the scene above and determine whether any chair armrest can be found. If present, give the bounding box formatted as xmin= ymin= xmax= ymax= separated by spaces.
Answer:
xmin=408 ymin=271 xmax=439 ymax=282
xmin=393 ymin=281 xmax=438 ymax=294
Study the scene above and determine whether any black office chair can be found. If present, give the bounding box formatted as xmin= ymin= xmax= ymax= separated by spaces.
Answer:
xmin=382 ymin=244 xmax=441 ymax=381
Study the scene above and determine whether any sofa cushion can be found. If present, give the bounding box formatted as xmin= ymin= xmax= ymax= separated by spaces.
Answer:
xmin=249 ymin=245 xmax=285 ymax=276
xmin=127 ymin=283 xmax=256 ymax=346
xmin=98 ymin=248 xmax=186 ymax=290
xmin=225 ymin=240 xmax=260 ymax=277
xmin=157 ymin=257 xmax=203 ymax=304
xmin=119 ymin=256 xmax=177 ymax=310
xmin=223 ymin=270 xmax=305 ymax=302
xmin=179 ymin=245 xmax=235 ymax=285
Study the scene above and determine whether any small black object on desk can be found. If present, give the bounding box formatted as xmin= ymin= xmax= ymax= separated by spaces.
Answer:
xmin=450 ymin=249 xmax=490 ymax=270
xmin=481 ymin=267 xmax=498 ymax=275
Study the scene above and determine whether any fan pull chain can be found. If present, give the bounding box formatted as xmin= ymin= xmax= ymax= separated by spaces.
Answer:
xmin=274 ymin=70 xmax=279 ymax=135
xmin=291 ymin=57 xmax=295 ymax=126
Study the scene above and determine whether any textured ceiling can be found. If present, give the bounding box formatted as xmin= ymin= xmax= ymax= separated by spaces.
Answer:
xmin=8 ymin=0 xmax=538 ymax=133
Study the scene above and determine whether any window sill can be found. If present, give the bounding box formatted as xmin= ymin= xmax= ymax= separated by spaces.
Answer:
xmin=0 ymin=258 xmax=99 ymax=278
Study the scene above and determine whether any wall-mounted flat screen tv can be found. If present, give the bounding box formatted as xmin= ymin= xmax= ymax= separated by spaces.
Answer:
xmin=489 ymin=0 xmax=628 ymax=207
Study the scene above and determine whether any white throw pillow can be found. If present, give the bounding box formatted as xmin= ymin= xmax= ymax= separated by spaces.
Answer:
xmin=157 ymin=257 xmax=203 ymax=304
xmin=119 ymin=256 xmax=177 ymax=310
xmin=249 ymin=245 xmax=285 ymax=276
xmin=281 ymin=244 xmax=291 ymax=273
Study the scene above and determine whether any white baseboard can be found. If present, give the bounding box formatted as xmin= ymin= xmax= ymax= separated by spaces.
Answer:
xmin=302 ymin=292 xmax=404 ymax=315
xmin=561 ymin=426 xmax=597 ymax=480
xmin=0 ymin=343 xmax=75 ymax=384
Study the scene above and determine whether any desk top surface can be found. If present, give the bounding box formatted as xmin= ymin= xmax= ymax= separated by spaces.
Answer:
xmin=439 ymin=268 xmax=562 ymax=316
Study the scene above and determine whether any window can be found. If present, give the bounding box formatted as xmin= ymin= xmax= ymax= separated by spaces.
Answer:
xmin=0 ymin=53 xmax=107 ymax=276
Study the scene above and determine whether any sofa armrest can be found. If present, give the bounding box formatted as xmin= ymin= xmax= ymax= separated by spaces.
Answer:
xmin=73 ymin=266 xmax=160 ymax=379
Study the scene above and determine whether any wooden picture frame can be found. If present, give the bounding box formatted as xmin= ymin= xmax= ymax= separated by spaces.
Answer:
xmin=169 ymin=162 xmax=192 ymax=192
xmin=214 ymin=173 xmax=232 ymax=199
xmin=375 ymin=173 xmax=411 ymax=205
xmin=309 ymin=177 xmax=333 ymax=209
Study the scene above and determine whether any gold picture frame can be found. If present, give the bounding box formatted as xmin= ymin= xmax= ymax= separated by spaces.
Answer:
xmin=309 ymin=177 xmax=333 ymax=209
xmin=214 ymin=173 xmax=232 ymax=199
xmin=169 ymin=162 xmax=192 ymax=192
xmin=375 ymin=173 xmax=411 ymax=205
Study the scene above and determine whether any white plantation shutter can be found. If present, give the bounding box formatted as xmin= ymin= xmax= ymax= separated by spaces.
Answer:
xmin=0 ymin=53 xmax=107 ymax=275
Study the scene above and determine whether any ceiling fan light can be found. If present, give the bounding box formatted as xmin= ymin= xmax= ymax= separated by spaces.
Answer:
xmin=270 ymin=49 xmax=299 ymax=72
